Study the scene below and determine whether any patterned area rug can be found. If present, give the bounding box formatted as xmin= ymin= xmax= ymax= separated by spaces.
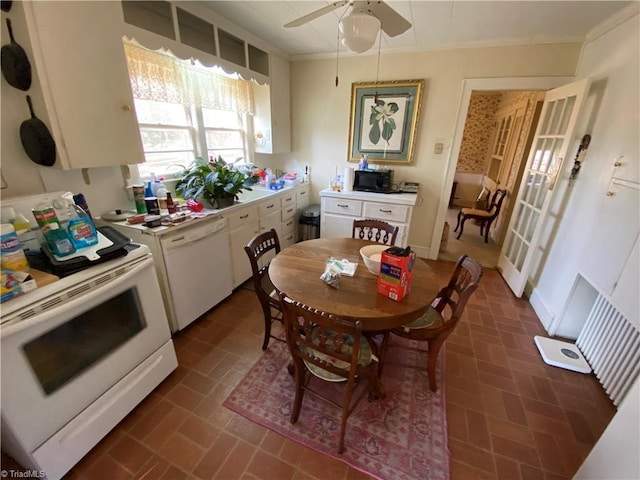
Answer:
xmin=223 ymin=337 xmax=450 ymax=480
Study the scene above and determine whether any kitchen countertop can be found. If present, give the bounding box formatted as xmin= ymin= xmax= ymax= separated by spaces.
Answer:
xmin=99 ymin=184 xmax=306 ymax=236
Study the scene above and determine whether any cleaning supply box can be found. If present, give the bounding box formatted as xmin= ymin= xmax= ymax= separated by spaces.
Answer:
xmin=377 ymin=246 xmax=416 ymax=302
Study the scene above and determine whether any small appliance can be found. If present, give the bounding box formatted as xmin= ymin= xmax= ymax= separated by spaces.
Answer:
xmin=353 ymin=169 xmax=393 ymax=193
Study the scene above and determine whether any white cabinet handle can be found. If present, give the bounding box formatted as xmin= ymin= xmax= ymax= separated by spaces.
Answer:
xmin=239 ymin=214 xmax=249 ymax=219
xmin=337 ymin=203 xmax=349 ymax=208
xmin=379 ymin=209 xmax=392 ymax=213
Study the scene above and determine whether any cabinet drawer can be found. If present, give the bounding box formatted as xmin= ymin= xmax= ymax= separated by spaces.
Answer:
xmin=225 ymin=205 xmax=259 ymax=230
xmin=281 ymin=204 xmax=296 ymax=221
xmin=282 ymin=216 xmax=296 ymax=234
xmin=281 ymin=192 xmax=295 ymax=208
xmin=324 ymin=197 xmax=362 ymax=216
xmin=296 ymin=187 xmax=309 ymax=205
xmin=363 ymin=202 xmax=409 ymax=222
xmin=259 ymin=199 xmax=280 ymax=216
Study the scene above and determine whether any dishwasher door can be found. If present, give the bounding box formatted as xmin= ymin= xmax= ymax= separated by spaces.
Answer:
xmin=161 ymin=218 xmax=233 ymax=331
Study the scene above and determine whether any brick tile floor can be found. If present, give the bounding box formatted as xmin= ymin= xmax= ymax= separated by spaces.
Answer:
xmin=1 ymin=260 xmax=616 ymax=479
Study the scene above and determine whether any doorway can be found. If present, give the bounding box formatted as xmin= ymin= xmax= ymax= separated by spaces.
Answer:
xmin=439 ymin=89 xmax=544 ymax=267
xmin=430 ymin=77 xmax=573 ymax=266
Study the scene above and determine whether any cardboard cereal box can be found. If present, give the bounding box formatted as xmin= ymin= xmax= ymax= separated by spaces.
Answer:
xmin=377 ymin=246 xmax=416 ymax=301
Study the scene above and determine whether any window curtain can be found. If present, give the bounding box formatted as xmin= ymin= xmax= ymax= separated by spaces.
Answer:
xmin=124 ymin=41 xmax=254 ymax=115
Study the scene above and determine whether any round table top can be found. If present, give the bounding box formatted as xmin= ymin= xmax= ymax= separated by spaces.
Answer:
xmin=269 ymin=237 xmax=440 ymax=331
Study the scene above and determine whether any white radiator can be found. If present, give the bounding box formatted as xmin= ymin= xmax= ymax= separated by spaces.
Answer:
xmin=576 ymin=294 xmax=640 ymax=406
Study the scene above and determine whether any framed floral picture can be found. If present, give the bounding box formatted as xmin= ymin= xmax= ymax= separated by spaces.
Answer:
xmin=347 ymin=79 xmax=424 ymax=164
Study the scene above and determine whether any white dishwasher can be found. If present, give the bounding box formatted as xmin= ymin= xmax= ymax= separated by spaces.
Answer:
xmin=160 ymin=218 xmax=233 ymax=331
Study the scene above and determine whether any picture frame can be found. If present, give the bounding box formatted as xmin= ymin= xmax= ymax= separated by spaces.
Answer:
xmin=347 ymin=79 xmax=424 ymax=164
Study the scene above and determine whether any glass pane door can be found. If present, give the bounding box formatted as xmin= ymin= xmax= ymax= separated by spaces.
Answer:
xmin=499 ymin=79 xmax=590 ymax=297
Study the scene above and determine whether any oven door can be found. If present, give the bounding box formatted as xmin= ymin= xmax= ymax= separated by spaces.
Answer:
xmin=0 ymin=255 xmax=171 ymax=452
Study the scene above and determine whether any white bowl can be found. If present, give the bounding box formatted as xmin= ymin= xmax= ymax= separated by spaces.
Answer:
xmin=359 ymin=244 xmax=388 ymax=275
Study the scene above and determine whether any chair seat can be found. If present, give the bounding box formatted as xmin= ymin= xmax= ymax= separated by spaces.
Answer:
xmin=302 ymin=327 xmax=372 ymax=382
xmin=401 ymin=307 xmax=444 ymax=332
xmin=460 ymin=207 xmax=492 ymax=217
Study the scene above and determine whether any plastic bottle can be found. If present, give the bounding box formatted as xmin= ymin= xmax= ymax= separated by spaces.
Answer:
xmin=73 ymin=193 xmax=92 ymax=220
xmin=12 ymin=213 xmax=31 ymax=234
xmin=1 ymin=224 xmax=30 ymax=272
xmin=63 ymin=194 xmax=98 ymax=249
xmin=45 ymin=223 xmax=76 ymax=257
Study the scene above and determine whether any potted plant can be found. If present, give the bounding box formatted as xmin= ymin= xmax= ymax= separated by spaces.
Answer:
xmin=176 ymin=156 xmax=257 ymax=209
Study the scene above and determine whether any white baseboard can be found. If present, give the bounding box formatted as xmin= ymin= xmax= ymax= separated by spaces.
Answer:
xmin=529 ymin=288 xmax=555 ymax=333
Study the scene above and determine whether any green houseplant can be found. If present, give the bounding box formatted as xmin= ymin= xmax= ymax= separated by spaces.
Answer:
xmin=176 ymin=156 xmax=256 ymax=209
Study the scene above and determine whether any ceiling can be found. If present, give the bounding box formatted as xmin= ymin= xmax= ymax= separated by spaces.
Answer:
xmin=200 ymin=1 xmax=632 ymax=59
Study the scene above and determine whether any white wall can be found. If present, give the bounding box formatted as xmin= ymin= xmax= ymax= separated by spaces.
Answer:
xmin=529 ymin=9 xmax=640 ymax=479
xmin=285 ymin=43 xmax=582 ymax=257
xmin=530 ymin=10 xmax=639 ymax=335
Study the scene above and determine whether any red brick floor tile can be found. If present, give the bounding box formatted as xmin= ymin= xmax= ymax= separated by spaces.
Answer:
xmin=3 ymin=278 xmax=616 ymax=480
xmin=107 ymin=435 xmax=155 ymax=475
xmin=246 ymin=450 xmax=296 ymax=480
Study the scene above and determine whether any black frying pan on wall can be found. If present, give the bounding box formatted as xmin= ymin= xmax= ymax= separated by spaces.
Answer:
xmin=20 ymin=95 xmax=56 ymax=166
xmin=1 ymin=18 xmax=31 ymax=91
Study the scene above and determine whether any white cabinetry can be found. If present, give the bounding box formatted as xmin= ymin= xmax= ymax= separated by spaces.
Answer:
xmin=280 ymin=191 xmax=297 ymax=248
xmin=22 ymin=2 xmax=144 ymax=169
xmin=579 ymin=178 xmax=639 ymax=324
xmin=320 ymin=189 xmax=417 ymax=247
xmin=579 ymin=179 xmax=639 ymax=297
xmin=253 ymin=54 xmax=291 ymax=154
xmin=226 ymin=205 xmax=260 ymax=288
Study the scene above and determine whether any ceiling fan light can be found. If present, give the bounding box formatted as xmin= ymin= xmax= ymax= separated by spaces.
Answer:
xmin=339 ymin=11 xmax=381 ymax=53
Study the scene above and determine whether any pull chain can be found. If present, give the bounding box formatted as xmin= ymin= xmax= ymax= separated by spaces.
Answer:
xmin=374 ymin=27 xmax=383 ymax=102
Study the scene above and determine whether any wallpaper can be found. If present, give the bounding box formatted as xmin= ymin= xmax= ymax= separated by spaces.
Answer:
xmin=456 ymin=92 xmax=502 ymax=173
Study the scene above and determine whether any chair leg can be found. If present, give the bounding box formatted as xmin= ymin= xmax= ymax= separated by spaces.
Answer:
xmin=456 ymin=216 xmax=467 ymax=239
xmin=484 ymin=219 xmax=495 ymax=243
xmin=426 ymin=337 xmax=446 ymax=392
xmin=290 ymin=364 xmax=305 ymax=424
xmin=454 ymin=211 xmax=463 ymax=233
xmin=261 ymin=308 xmax=272 ymax=351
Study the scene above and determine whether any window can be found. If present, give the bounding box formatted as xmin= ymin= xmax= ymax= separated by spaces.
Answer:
xmin=124 ymin=40 xmax=254 ymax=180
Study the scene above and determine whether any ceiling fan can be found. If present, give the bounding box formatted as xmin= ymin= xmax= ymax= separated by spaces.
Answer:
xmin=284 ymin=1 xmax=412 ymax=53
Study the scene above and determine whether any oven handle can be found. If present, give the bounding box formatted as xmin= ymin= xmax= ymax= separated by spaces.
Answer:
xmin=1 ymin=256 xmax=154 ymax=337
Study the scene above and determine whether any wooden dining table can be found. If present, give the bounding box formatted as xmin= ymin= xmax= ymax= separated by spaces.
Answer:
xmin=269 ymin=237 xmax=440 ymax=331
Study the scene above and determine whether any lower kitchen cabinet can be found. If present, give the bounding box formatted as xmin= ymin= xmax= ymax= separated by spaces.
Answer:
xmin=319 ymin=189 xmax=417 ymax=246
xmin=226 ymin=205 xmax=261 ymax=289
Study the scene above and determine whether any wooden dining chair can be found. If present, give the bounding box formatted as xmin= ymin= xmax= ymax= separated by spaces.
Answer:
xmin=454 ymin=189 xmax=507 ymax=243
xmin=244 ymin=229 xmax=283 ymax=350
xmin=352 ymin=219 xmax=399 ymax=245
xmin=279 ymin=294 xmax=382 ymax=454
xmin=379 ymin=255 xmax=483 ymax=392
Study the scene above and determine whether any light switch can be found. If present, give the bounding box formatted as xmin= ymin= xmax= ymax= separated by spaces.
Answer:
xmin=434 ymin=142 xmax=443 ymax=154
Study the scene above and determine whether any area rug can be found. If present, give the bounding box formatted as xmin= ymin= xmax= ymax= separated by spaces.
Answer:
xmin=223 ymin=338 xmax=449 ymax=480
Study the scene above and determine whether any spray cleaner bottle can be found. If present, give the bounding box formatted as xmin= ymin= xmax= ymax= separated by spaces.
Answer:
xmin=63 ymin=193 xmax=98 ymax=249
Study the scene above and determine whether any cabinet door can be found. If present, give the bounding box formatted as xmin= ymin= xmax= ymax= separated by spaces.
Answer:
xmin=611 ymin=237 xmax=639 ymax=325
xmin=580 ymin=179 xmax=639 ymax=295
xmin=24 ymin=2 xmax=144 ymax=169
xmin=321 ymin=214 xmax=353 ymax=239
xmin=230 ymin=221 xmax=260 ymax=288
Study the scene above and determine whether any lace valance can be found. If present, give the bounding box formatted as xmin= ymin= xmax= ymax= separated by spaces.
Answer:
xmin=124 ymin=41 xmax=254 ymax=115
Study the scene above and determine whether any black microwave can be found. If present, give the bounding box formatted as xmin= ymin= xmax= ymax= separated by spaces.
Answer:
xmin=353 ymin=170 xmax=394 ymax=193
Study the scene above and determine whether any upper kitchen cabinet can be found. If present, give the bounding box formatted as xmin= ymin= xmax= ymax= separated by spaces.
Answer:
xmin=121 ymin=1 xmax=272 ymax=83
xmin=253 ymin=55 xmax=291 ymax=154
xmin=22 ymin=1 xmax=144 ymax=170
xmin=120 ymin=1 xmax=290 ymax=154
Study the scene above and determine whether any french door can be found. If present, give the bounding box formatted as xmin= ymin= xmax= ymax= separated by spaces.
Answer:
xmin=499 ymin=79 xmax=591 ymax=297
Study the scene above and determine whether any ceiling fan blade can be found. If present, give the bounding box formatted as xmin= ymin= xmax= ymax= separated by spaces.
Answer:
xmin=368 ymin=1 xmax=412 ymax=37
xmin=284 ymin=1 xmax=349 ymax=28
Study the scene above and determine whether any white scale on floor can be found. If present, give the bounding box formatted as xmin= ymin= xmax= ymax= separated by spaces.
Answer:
xmin=534 ymin=336 xmax=592 ymax=374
